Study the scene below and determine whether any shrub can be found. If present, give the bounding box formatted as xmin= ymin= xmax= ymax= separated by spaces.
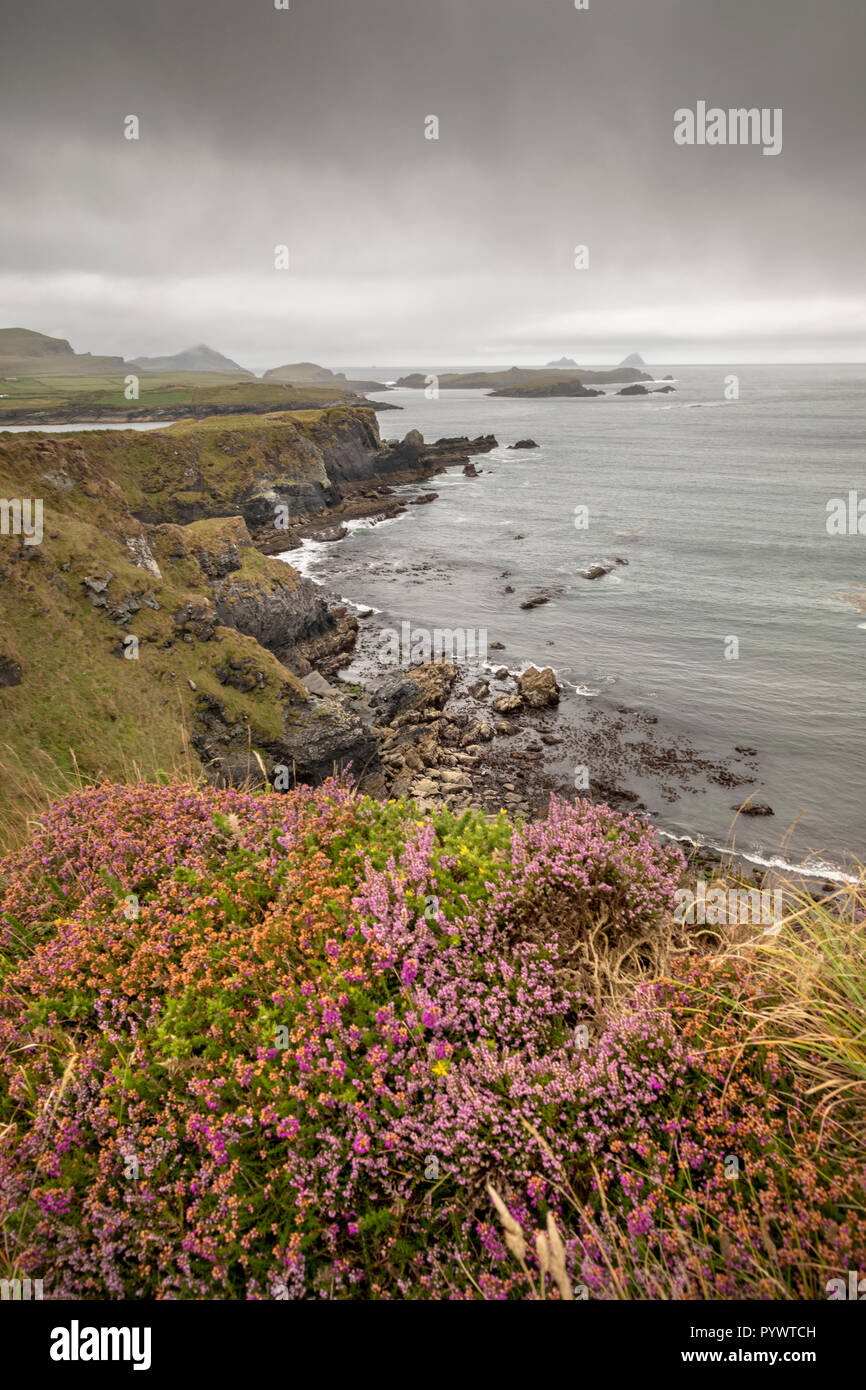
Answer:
xmin=1 ymin=780 xmax=861 ymax=1300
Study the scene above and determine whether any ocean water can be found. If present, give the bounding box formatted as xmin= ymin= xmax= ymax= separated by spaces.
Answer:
xmin=291 ymin=366 xmax=866 ymax=874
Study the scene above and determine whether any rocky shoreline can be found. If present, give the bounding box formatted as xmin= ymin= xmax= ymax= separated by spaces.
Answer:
xmin=255 ymin=430 xmax=498 ymax=553
xmin=276 ymin=582 xmax=783 ymax=892
xmin=270 ymin=441 xmax=844 ymax=897
xmin=2 ymin=407 xmax=840 ymax=895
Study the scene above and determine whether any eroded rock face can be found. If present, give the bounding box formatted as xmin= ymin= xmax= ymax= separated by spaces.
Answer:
xmin=192 ymin=685 xmax=381 ymax=790
xmin=461 ymin=719 xmax=493 ymax=746
xmin=213 ymin=570 xmax=331 ymax=666
xmin=190 ymin=517 xmax=250 ymax=579
xmin=154 ymin=515 xmax=349 ymax=674
xmin=369 ymin=673 xmax=423 ymax=725
xmin=173 ymin=600 xmax=216 ymax=643
xmin=404 ymin=662 xmax=457 ymax=711
xmin=280 ymin=690 xmax=380 ymax=785
xmin=125 ymin=534 xmax=162 ymax=579
xmin=370 ymin=662 xmax=457 ymax=724
xmin=518 ymin=666 xmax=560 ymax=709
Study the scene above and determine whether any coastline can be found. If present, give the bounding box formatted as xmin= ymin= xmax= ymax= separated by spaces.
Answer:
xmin=278 ymin=504 xmax=851 ymax=895
xmin=0 ymin=393 xmax=401 ymax=430
xmin=4 ymin=399 xmax=855 ymax=889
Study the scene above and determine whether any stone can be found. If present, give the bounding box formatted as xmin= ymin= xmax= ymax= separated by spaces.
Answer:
xmin=517 ymin=666 xmax=560 ymax=708
xmin=301 ymin=670 xmax=338 ymax=698
xmin=438 ymin=769 xmax=473 ymax=789
xmin=83 ymin=572 xmax=112 ymax=595
xmin=492 ymin=693 xmax=523 ymax=716
xmin=581 ymin=564 xmax=613 ymax=580
xmin=126 ymin=535 xmax=162 ymax=579
xmin=410 ymin=778 xmax=439 ymax=799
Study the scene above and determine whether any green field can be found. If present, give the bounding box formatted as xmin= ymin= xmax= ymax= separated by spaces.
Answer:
xmin=0 ymin=372 xmax=366 ymax=420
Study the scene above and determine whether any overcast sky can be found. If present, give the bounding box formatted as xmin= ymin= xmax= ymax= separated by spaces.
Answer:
xmin=1 ymin=0 xmax=864 ymax=369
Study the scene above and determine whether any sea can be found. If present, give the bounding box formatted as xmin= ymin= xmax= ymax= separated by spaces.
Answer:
xmin=287 ymin=365 xmax=866 ymax=878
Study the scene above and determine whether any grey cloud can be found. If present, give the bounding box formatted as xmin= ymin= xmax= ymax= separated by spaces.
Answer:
xmin=0 ymin=0 xmax=863 ymax=364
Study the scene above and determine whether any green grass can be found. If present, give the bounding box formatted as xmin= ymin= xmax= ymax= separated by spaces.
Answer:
xmin=0 ymin=372 xmax=365 ymax=421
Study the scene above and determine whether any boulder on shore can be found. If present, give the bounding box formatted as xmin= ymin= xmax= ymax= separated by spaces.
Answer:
xmin=492 ymin=693 xmax=523 ymax=716
xmin=517 ymin=666 xmax=560 ymax=709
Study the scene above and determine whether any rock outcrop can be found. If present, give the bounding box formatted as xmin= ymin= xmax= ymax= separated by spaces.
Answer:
xmin=517 ymin=666 xmax=560 ymax=708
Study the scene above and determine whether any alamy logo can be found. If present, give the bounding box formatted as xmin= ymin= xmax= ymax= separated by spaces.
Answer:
xmin=674 ymin=102 xmax=782 ymax=156
xmin=826 ymin=1271 xmax=866 ymax=1300
xmin=826 ymin=491 xmax=866 ymax=535
xmin=378 ymin=621 xmax=487 ymax=668
xmin=0 ymin=1277 xmax=43 ymax=1299
xmin=0 ymin=497 xmax=43 ymax=546
xmin=674 ymin=882 xmax=783 ymax=928
xmin=49 ymin=1320 xmax=152 ymax=1371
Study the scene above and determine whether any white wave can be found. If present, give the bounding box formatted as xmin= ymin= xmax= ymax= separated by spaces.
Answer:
xmin=658 ymin=830 xmax=858 ymax=885
xmin=275 ymin=539 xmax=327 ymax=582
xmin=340 ymin=598 xmax=383 ymax=614
xmin=345 ymin=513 xmax=406 ymax=533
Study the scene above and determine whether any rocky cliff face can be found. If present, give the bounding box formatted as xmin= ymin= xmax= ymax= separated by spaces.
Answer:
xmin=166 ymin=514 xmax=345 ymax=671
xmin=0 ymin=407 xmax=501 ymax=839
xmin=0 ymin=415 xmax=396 ymax=840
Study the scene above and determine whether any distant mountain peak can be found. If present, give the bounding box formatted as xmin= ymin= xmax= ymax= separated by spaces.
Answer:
xmin=130 ymin=344 xmax=252 ymax=375
xmin=618 ymin=352 xmax=648 ymax=369
xmin=545 ymin=356 xmax=579 ymax=368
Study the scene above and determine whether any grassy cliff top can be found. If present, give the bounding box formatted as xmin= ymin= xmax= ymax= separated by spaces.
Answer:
xmin=0 ymin=405 xmax=379 ymax=519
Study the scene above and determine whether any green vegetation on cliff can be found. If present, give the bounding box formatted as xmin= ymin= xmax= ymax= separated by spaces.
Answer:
xmin=0 ymin=374 xmax=369 ymax=423
xmin=0 ymin=409 xmax=385 ymax=847
xmin=0 ymin=777 xmax=863 ymax=1299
